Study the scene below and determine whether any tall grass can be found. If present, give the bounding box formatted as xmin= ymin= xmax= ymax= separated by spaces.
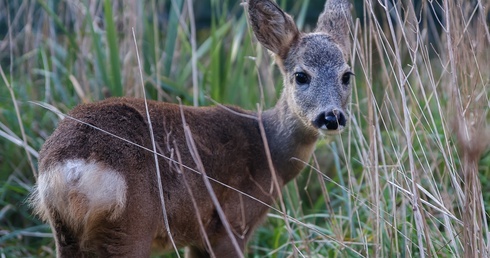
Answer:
xmin=0 ymin=0 xmax=489 ymax=257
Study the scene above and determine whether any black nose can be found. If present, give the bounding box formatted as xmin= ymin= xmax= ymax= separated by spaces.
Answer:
xmin=313 ymin=110 xmax=346 ymax=130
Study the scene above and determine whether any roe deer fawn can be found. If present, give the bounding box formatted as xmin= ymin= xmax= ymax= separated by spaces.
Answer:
xmin=30 ymin=0 xmax=353 ymax=257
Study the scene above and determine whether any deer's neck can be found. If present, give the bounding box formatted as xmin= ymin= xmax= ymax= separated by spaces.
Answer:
xmin=262 ymin=96 xmax=319 ymax=184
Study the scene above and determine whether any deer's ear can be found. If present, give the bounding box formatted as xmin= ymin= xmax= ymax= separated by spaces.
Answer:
xmin=248 ymin=0 xmax=299 ymax=59
xmin=315 ymin=0 xmax=352 ymax=60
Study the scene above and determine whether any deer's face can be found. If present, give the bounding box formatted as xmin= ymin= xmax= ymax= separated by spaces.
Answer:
xmin=248 ymin=0 xmax=352 ymax=136
xmin=283 ymin=34 xmax=352 ymax=135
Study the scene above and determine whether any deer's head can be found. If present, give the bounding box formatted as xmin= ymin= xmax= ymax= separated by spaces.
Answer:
xmin=249 ymin=0 xmax=352 ymax=135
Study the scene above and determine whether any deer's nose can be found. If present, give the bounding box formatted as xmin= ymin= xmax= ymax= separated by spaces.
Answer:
xmin=313 ymin=109 xmax=346 ymax=130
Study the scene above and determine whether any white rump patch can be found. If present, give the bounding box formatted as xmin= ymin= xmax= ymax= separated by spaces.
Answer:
xmin=34 ymin=159 xmax=128 ymax=226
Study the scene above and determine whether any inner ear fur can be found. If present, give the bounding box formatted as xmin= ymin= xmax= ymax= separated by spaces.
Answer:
xmin=315 ymin=0 xmax=352 ymax=60
xmin=248 ymin=0 xmax=300 ymax=59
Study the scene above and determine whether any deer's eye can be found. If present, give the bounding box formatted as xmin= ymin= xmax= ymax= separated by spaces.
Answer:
xmin=342 ymin=72 xmax=354 ymax=85
xmin=294 ymin=72 xmax=310 ymax=85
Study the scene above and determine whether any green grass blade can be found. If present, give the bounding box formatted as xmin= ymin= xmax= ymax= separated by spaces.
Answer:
xmin=85 ymin=8 xmax=110 ymax=97
xmin=103 ymin=0 xmax=123 ymax=96
xmin=163 ymin=0 xmax=184 ymax=77
xmin=36 ymin=0 xmax=79 ymax=54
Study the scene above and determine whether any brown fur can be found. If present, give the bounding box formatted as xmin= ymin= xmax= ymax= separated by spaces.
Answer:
xmin=30 ymin=0 xmax=353 ymax=257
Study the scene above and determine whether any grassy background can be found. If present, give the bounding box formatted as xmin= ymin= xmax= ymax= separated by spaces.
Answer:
xmin=1 ymin=0 xmax=489 ymax=257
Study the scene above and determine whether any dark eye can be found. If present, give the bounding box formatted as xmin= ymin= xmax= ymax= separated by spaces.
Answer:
xmin=342 ymin=72 xmax=354 ymax=85
xmin=294 ymin=72 xmax=310 ymax=85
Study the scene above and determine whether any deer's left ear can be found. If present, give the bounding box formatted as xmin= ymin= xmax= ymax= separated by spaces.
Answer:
xmin=315 ymin=0 xmax=352 ymax=60
xmin=248 ymin=0 xmax=300 ymax=59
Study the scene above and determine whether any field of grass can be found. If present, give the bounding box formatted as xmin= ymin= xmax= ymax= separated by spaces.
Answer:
xmin=1 ymin=0 xmax=489 ymax=257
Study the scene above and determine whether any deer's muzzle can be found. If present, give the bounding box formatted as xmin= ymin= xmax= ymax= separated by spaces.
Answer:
xmin=313 ymin=109 xmax=346 ymax=131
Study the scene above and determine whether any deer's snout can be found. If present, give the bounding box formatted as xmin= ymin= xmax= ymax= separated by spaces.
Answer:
xmin=313 ymin=109 xmax=346 ymax=131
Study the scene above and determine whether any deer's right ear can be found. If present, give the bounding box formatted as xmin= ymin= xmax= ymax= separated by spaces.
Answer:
xmin=315 ymin=0 xmax=351 ymax=60
xmin=248 ymin=0 xmax=299 ymax=59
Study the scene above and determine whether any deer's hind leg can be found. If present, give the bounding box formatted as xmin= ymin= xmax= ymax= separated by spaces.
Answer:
xmin=84 ymin=216 xmax=156 ymax=257
xmin=185 ymin=246 xmax=211 ymax=258
xmin=49 ymin=210 xmax=85 ymax=258
xmin=50 ymin=208 xmax=157 ymax=258
xmin=82 ymin=172 xmax=161 ymax=257
xmin=38 ymin=159 xmax=160 ymax=257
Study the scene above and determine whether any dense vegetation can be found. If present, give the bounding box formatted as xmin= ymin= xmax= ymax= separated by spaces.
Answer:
xmin=1 ymin=0 xmax=489 ymax=257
